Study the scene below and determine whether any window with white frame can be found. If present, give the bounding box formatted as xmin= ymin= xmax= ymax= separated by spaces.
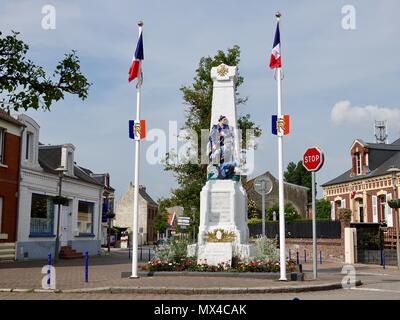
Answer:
xmin=77 ymin=201 xmax=94 ymax=234
xmin=0 ymin=128 xmax=5 ymax=164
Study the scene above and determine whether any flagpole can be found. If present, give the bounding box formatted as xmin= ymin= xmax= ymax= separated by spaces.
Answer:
xmin=275 ymin=12 xmax=287 ymax=281
xmin=130 ymin=20 xmax=143 ymax=279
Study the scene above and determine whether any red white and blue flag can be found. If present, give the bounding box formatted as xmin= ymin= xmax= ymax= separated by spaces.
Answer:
xmin=128 ymin=30 xmax=144 ymax=83
xmin=269 ymin=22 xmax=281 ymax=69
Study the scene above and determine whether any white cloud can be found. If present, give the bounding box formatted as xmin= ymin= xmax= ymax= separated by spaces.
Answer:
xmin=331 ymin=100 xmax=400 ymax=128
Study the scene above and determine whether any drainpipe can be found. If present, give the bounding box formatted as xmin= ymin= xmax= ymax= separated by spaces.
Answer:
xmin=15 ymin=124 xmax=26 ymax=259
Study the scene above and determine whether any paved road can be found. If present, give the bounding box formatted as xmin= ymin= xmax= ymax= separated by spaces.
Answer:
xmin=1 ymin=250 xmax=400 ymax=300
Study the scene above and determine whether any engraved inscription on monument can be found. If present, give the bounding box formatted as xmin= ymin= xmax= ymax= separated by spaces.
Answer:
xmin=208 ymin=191 xmax=231 ymax=224
xmin=198 ymin=243 xmax=232 ymax=266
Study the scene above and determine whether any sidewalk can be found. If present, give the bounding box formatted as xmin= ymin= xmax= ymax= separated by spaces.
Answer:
xmin=0 ymin=250 xmax=379 ymax=294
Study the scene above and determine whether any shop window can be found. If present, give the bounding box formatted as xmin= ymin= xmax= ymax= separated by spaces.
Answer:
xmin=30 ymin=193 xmax=54 ymax=235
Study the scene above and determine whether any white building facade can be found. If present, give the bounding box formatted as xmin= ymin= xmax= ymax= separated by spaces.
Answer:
xmin=16 ymin=115 xmax=104 ymax=260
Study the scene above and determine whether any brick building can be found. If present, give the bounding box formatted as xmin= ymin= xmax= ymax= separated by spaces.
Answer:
xmin=0 ymin=110 xmax=24 ymax=248
xmin=322 ymin=138 xmax=400 ymax=228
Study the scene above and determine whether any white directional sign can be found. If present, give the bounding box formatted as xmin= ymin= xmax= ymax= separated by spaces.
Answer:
xmin=177 ymin=216 xmax=190 ymax=226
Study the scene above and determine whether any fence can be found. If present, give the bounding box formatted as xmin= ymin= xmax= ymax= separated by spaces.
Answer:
xmin=248 ymin=220 xmax=341 ymax=239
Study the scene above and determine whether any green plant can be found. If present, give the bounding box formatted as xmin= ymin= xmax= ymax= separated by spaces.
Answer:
xmin=338 ymin=208 xmax=352 ymax=222
xmin=253 ymin=235 xmax=279 ymax=262
xmin=154 ymin=237 xmax=191 ymax=262
xmin=53 ymin=196 xmax=69 ymax=206
xmin=388 ymin=199 xmax=400 ymax=209
xmin=247 ymin=218 xmax=262 ymax=225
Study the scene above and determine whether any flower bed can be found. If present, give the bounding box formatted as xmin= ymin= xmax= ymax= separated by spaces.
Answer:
xmin=142 ymin=258 xmax=296 ymax=273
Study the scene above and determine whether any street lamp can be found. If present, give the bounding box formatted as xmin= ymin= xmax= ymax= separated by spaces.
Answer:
xmin=388 ymin=166 xmax=400 ymax=270
xmin=54 ymin=167 xmax=67 ymax=264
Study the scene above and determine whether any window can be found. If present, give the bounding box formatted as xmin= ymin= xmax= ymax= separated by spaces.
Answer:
xmin=30 ymin=193 xmax=54 ymax=235
xmin=355 ymin=153 xmax=361 ymax=175
xmin=0 ymin=128 xmax=5 ymax=164
xmin=77 ymin=201 xmax=94 ymax=234
xmin=25 ymin=132 xmax=33 ymax=161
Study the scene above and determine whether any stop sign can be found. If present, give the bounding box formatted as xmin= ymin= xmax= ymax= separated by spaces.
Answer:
xmin=303 ymin=147 xmax=324 ymax=172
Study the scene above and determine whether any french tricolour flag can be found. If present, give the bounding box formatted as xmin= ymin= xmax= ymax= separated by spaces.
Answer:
xmin=269 ymin=22 xmax=281 ymax=69
xmin=128 ymin=30 xmax=144 ymax=82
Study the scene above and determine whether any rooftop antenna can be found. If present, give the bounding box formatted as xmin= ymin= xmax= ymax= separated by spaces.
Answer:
xmin=374 ymin=120 xmax=388 ymax=144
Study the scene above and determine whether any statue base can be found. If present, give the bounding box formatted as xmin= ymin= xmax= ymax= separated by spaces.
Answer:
xmin=188 ymin=180 xmax=254 ymax=266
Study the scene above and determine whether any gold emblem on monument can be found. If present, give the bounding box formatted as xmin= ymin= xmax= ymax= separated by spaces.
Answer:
xmin=217 ymin=64 xmax=229 ymax=77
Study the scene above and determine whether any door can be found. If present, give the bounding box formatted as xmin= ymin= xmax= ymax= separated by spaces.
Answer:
xmin=60 ymin=202 xmax=71 ymax=246
xmin=359 ymin=206 xmax=364 ymax=223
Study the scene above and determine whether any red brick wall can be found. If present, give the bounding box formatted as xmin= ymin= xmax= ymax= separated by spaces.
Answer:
xmin=286 ymin=238 xmax=344 ymax=262
xmin=0 ymin=132 xmax=21 ymax=242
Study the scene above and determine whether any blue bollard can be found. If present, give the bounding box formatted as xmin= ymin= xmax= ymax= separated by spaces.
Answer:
xmin=85 ymin=251 xmax=89 ymax=283
xmin=47 ymin=253 xmax=52 ymax=287
xmin=380 ymin=250 xmax=383 ymax=266
xmin=296 ymin=252 xmax=299 ymax=265
xmin=304 ymin=249 xmax=307 ymax=263
xmin=289 ymin=249 xmax=292 ymax=261
xmin=320 ymin=251 xmax=322 ymax=265
xmin=383 ymin=251 xmax=386 ymax=269
xmin=140 ymin=247 xmax=143 ymax=261
xmin=148 ymin=248 xmax=151 ymax=261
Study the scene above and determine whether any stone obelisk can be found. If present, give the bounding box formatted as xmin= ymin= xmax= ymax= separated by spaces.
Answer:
xmin=188 ymin=64 xmax=253 ymax=266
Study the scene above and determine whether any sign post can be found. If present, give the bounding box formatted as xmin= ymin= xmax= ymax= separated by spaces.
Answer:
xmin=303 ymin=147 xmax=324 ymax=279
xmin=254 ymin=176 xmax=273 ymax=236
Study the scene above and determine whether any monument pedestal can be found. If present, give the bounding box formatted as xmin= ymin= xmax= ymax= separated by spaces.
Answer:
xmin=188 ymin=180 xmax=254 ymax=265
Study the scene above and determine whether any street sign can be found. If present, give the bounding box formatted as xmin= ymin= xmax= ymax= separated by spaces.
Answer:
xmin=302 ymin=146 xmax=324 ymax=280
xmin=177 ymin=216 xmax=190 ymax=226
xmin=303 ymin=147 xmax=324 ymax=172
xmin=254 ymin=176 xmax=273 ymax=195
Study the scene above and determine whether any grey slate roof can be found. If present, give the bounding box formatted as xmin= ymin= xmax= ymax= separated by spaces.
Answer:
xmin=139 ymin=187 xmax=158 ymax=206
xmin=0 ymin=109 xmax=24 ymax=126
xmin=322 ymin=139 xmax=400 ymax=187
xmin=38 ymin=145 xmax=102 ymax=186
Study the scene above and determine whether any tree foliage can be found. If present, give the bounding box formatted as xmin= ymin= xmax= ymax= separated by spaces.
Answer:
xmin=265 ymin=202 xmax=300 ymax=221
xmin=163 ymin=46 xmax=262 ymax=227
xmin=284 ymin=160 xmax=312 ymax=202
xmin=0 ymin=31 xmax=90 ymax=113
xmin=316 ymin=198 xmax=332 ymax=220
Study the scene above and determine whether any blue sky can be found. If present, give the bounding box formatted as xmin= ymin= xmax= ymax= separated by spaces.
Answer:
xmin=2 ymin=1 xmax=400 ymax=201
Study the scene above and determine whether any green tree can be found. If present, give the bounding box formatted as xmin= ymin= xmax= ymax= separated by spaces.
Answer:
xmin=284 ymin=160 xmax=312 ymax=202
xmin=163 ymin=46 xmax=261 ymax=223
xmin=247 ymin=198 xmax=259 ymax=219
xmin=316 ymin=198 xmax=331 ymax=220
xmin=265 ymin=202 xmax=300 ymax=221
xmin=154 ymin=198 xmax=172 ymax=233
xmin=0 ymin=31 xmax=90 ymax=113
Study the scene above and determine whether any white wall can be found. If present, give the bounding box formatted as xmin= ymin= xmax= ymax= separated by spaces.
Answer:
xmin=18 ymin=168 xmax=103 ymax=243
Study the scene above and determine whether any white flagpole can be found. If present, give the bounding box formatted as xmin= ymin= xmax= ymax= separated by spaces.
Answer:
xmin=130 ymin=20 xmax=143 ymax=279
xmin=275 ymin=12 xmax=287 ymax=281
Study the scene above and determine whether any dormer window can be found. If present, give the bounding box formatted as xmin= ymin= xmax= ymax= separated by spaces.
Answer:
xmin=355 ymin=153 xmax=362 ymax=175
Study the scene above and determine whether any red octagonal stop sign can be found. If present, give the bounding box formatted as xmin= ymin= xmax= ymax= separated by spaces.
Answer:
xmin=303 ymin=147 xmax=324 ymax=172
